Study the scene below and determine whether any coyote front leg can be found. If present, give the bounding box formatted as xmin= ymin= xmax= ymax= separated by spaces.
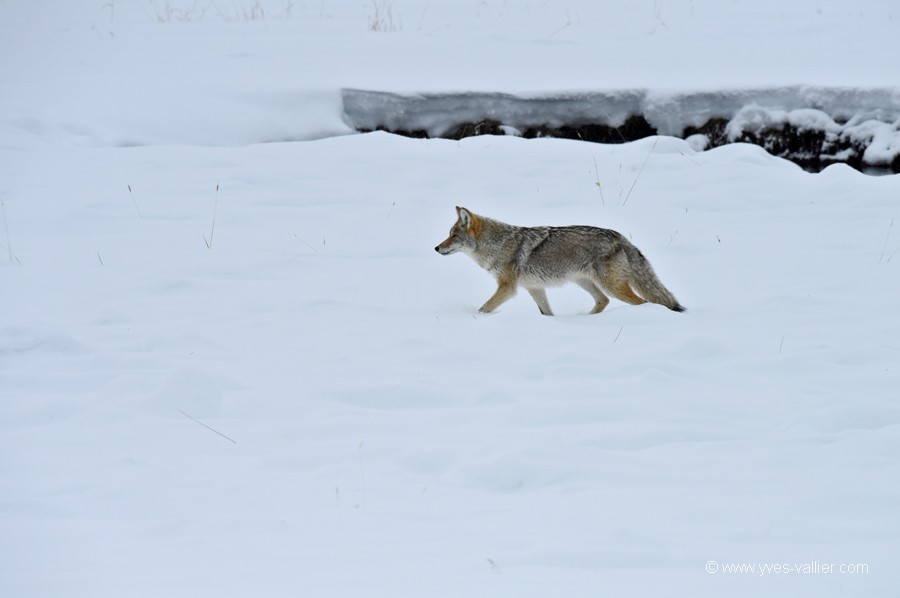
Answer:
xmin=479 ymin=277 xmax=517 ymax=313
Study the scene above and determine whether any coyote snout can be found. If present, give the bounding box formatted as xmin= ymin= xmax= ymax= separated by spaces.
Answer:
xmin=434 ymin=242 xmax=454 ymax=255
xmin=435 ymin=206 xmax=685 ymax=316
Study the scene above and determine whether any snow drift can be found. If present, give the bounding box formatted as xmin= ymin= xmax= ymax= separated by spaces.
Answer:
xmin=342 ymin=87 xmax=900 ymax=172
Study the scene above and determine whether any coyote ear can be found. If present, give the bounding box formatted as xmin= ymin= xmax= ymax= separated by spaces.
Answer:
xmin=456 ymin=206 xmax=472 ymax=228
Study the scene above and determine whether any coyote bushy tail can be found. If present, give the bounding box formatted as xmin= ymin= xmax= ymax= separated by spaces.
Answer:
xmin=622 ymin=244 xmax=686 ymax=312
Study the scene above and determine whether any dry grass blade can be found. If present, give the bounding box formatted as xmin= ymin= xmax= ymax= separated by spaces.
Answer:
xmin=203 ymin=184 xmax=219 ymax=249
xmin=180 ymin=410 xmax=237 ymax=444
xmin=127 ymin=184 xmax=144 ymax=219
xmin=622 ymin=137 xmax=659 ymax=206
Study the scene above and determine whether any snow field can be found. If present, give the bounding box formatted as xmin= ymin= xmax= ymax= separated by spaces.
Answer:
xmin=3 ymin=131 xmax=900 ymax=596
xmin=3 ymin=1 xmax=900 ymax=596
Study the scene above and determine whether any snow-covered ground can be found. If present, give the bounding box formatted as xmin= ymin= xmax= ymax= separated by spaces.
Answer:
xmin=2 ymin=1 xmax=900 ymax=596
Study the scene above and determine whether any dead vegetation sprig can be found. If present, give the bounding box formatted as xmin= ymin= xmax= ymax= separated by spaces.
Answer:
xmin=203 ymin=184 xmax=219 ymax=249
xmin=1 ymin=200 xmax=21 ymax=264
xmin=368 ymin=0 xmax=401 ymax=32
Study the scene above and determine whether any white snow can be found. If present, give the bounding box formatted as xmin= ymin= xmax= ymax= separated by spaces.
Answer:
xmin=3 ymin=1 xmax=900 ymax=597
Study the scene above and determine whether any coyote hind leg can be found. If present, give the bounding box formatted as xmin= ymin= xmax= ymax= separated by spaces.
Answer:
xmin=608 ymin=280 xmax=647 ymax=306
xmin=526 ymin=288 xmax=553 ymax=316
xmin=576 ymin=279 xmax=610 ymax=314
xmin=593 ymin=265 xmax=647 ymax=306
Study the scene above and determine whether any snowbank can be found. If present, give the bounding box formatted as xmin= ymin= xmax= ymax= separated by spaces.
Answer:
xmin=342 ymin=87 xmax=900 ymax=172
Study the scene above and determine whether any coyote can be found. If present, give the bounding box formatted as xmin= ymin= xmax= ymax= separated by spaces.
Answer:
xmin=435 ymin=207 xmax=685 ymax=315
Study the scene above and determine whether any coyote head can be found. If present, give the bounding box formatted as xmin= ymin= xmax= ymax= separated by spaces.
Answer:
xmin=435 ymin=206 xmax=479 ymax=255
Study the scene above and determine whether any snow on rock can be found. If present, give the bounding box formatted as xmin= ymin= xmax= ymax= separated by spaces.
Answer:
xmin=342 ymin=87 xmax=900 ymax=172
